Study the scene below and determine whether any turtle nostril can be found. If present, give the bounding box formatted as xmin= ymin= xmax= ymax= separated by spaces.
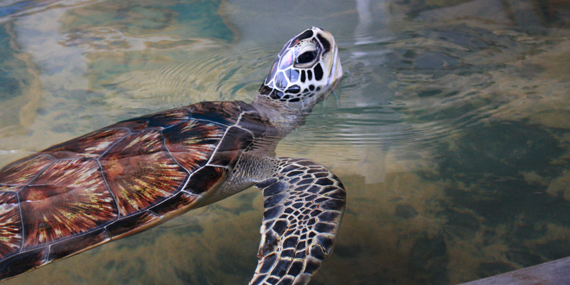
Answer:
xmin=316 ymin=34 xmax=331 ymax=51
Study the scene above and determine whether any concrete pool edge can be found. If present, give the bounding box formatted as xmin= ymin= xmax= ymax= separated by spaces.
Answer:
xmin=460 ymin=256 xmax=570 ymax=285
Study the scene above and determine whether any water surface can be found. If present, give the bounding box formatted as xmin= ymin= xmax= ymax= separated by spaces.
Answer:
xmin=1 ymin=0 xmax=570 ymax=284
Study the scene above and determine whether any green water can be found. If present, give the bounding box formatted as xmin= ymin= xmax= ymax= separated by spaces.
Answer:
xmin=1 ymin=0 xmax=570 ymax=284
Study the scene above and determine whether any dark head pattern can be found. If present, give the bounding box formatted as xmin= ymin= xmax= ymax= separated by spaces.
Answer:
xmin=257 ymin=27 xmax=343 ymax=108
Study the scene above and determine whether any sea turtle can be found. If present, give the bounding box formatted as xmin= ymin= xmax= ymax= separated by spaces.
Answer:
xmin=0 ymin=27 xmax=345 ymax=285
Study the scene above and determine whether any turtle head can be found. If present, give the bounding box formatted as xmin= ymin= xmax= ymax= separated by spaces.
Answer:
xmin=256 ymin=27 xmax=343 ymax=111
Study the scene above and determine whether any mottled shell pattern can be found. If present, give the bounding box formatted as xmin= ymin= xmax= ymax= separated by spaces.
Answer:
xmin=0 ymin=101 xmax=274 ymax=278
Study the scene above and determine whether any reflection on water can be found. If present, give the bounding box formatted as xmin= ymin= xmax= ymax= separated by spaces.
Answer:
xmin=1 ymin=0 xmax=570 ymax=284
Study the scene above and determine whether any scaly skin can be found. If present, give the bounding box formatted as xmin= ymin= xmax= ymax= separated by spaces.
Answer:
xmin=251 ymin=158 xmax=345 ymax=285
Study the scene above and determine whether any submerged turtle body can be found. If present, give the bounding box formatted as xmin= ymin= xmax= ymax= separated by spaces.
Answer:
xmin=0 ymin=27 xmax=345 ymax=285
xmin=0 ymin=101 xmax=268 ymax=269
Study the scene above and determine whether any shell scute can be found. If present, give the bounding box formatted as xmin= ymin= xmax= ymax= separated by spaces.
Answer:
xmin=140 ymin=108 xmax=191 ymax=129
xmin=189 ymin=101 xmax=247 ymax=126
xmin=48 ymin=228 xmax=107 ymax=261
xmin=108 ymin=119 xmax=149 ymax=132
xmin=106 ymin=107 xmax=191 ymax=132
xmin=237 ymin=112 xmax=269 ymax=135
xmin=209 ymin=126 xmax=254 ymax=166
xmin=149 ymin=191 xmax=199 ymax=216
xmin=105 ymin=211 xmax=160 ymax=238
xmin=0 ymin=192 xmax=21 ymax=259
xmin=20 ymin=158 xmax=116 ymax=248
xmin=0 ymin=247 xmax=47 ymax=280
xmin=41 ymin=128 xmax=131 ymax=159
xmin=100 ymin=129 xmax=188 ymax=216
xmin=0 ymin=154 xmax=53 ymax=192
xmin=184 ymin=166 xmax=227 ymax=195
xmin=163 ymin=119 xmax=225 ymax=173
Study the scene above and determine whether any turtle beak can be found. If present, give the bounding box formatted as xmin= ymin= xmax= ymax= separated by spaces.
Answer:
xmin=311 ymin=27 xmax=343 ymax=89
xmin=329 ymin=44 xmax=343 ymax=86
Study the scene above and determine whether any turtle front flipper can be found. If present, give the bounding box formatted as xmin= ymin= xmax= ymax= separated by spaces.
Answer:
xmin=250 ymin=157 xmax=346 ymax=285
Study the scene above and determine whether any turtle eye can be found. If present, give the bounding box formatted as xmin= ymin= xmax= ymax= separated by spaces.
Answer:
xmin=296 ymin=50 xmax=317 ymax=64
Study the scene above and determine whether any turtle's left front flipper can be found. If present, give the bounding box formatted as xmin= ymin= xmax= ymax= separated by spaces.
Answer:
xmin=250 ymin=157 xmax=346 ymax=285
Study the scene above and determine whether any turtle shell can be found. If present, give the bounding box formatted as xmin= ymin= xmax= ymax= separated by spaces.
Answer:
xmin=0 ymin=101 xmax=268 ymax=279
